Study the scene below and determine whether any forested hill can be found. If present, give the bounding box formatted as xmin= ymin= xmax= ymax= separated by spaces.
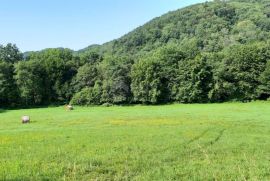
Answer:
xmin=79 ymin=0 xmax=270 ymax=57
xmin=1 ymin=0 xmax=270 ymax=107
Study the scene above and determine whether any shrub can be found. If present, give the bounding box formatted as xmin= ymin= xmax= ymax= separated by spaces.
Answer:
xmin=70 ymin=83 xmax=102 ymax=105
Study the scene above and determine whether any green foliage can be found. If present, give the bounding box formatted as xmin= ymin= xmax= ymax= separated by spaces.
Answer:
xmin=28 ymin=49 xmax=77 ymax=103
xmin=258 ymin=60 xmax=270 ymax=99
xmin=211 ymin=43 xmax=270 ymax=101
xmin=79 ymin=50 xmax=103 ymax=65
xmin=72 ymin=63 xmax=98 ymax=92
xmin=131 ymin=57 xmax=163 ymax=104
xmin=0 ymin=43 xmax=23 ymax=63
xmin=14 ymin=61 xmax=47 ymax=105
xmin=100 ymin=56 xmax=133 ymax=104
xmin=176 ymin=56 xmax=213 ymax=103
xmin=3 ymin=0 xmax=270 ymax=106
xmin=70 ymin=82 xmax=102 ymax=105
xmin=86 ymin=0 xmax=270 ymax=57
xmin=131 ymin=45 xmax=186 ymax=104
xmin=0 ymin=61 xmax=18 ymax=106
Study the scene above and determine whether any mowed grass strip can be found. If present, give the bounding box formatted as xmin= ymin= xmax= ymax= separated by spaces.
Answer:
xmin=0 ymin=102 xmax=270 ymax=180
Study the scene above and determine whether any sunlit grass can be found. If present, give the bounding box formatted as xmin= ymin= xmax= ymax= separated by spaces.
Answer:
xmin=1 ymin=102 xmax=270 ymax=180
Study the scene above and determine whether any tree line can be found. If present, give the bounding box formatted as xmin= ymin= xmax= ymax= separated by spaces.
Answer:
xmin=1 ymin=0 xmax=270 ymax=107
xmin=1 ymin=41 xmax=270 ymax=107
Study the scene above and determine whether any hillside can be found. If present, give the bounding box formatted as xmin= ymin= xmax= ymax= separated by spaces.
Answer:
xmin=78 ymin=0 xmax=270 ymax=57
xmin=1 ymin=0 xmax=270 ymax=107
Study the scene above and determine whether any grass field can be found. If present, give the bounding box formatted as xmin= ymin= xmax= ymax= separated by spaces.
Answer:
xmin=0 ymin=102 xmax=270 ymax=180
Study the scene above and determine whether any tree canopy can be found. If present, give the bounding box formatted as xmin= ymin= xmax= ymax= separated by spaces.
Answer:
xmin=1 ymin=0 xmax=270 ymax=107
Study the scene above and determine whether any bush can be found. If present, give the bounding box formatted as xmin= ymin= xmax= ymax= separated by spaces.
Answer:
xmin=70 ymin=84 xmax=102 ymax=105
xmin=101 ymin=103 xmax=114 ymax=107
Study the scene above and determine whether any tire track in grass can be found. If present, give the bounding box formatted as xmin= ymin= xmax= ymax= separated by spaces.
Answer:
xmin=208 ymin=129 xmax=226 ymax=146
xmin=181 ymin=128 xmax=227 ymax=155
xmin=186 ymin=128 xmax=226 ymax=147
xmin=173 ymin=128 xmax=227 ymax=171
xmin=184 ymin=128 xmax=212 ymax=146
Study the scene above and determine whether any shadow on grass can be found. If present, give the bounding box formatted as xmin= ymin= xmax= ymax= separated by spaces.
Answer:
xmin=0 ymin=109 xmax=7 ymax=113
xmin=0 ymin=105 xmax=63 ymax=112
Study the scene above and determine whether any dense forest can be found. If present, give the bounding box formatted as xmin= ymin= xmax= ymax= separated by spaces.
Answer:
xmin=1 ymin=0 xmax=270 ymax=107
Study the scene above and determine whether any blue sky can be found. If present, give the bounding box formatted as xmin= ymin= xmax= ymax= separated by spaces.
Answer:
xmin=0 ymin=0 xmax=207 ymax=52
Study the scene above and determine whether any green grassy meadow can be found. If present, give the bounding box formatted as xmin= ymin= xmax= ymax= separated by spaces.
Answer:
xmin=0 ymin=102 xmax=270 ymax=180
